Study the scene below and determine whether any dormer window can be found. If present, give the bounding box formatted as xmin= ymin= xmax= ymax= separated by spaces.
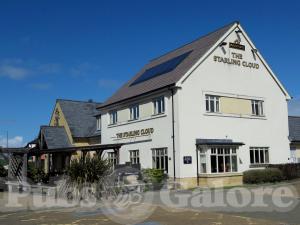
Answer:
xmin=96 ymin=116 xmax=101 ymax=131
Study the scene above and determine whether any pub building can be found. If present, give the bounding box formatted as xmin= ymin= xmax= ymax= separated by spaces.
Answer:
xmin=97 ymin=21 xmax=291 ymax=188
xmin=2 ymin=21 xmax=291 ymax=189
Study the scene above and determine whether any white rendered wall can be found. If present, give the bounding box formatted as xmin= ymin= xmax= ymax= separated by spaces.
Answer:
xmin=176 ymin=28 xmax=290 ymax=178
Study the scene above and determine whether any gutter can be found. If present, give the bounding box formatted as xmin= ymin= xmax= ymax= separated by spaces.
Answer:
xmin=169 ymin=86 xmax=180 ymax=182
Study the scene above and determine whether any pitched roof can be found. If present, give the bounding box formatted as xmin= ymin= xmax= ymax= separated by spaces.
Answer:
xmin=289 ymin=116 xmax=300 ymax=142
xmin=99 ymin=21 xmax=237 ymax=108
xmin=57 ymin=99 xmax=101 ymax=137
xmin=41 ymin=126 xmax=72 ymax=149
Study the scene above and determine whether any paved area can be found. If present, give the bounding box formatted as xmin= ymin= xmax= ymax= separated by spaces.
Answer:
xmin=0 ymin=205 xmax=290 ymax=225
xmin=0 ymin=180 xmax=299 ymax=225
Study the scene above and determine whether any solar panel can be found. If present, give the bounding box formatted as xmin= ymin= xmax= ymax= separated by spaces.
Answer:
xmin=130 ymin=50 xmax=192 ymax=86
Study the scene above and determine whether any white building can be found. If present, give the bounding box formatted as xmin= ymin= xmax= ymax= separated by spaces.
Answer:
xmin=97 ymin=21 xmax=291 ymax=188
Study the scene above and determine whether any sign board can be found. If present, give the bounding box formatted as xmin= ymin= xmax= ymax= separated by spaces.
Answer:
xmin=116 ymin=128 xmax=154 ymax=139
xmin=183 ymin=156 xmax=192 ymax=164
xmin=229 ymin=42 xmax=245 ymax=51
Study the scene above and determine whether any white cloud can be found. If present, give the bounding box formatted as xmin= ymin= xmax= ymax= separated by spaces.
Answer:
xmin=0 ymin=135 xmax=25 ymax=148
xmin=0 ymin=58 xmax=61 ymax=80
xmin=288 ymin=97 xmax=300 ymax=116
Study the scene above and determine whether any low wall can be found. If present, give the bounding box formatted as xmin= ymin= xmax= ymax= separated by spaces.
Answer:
xmin=176 ymin=173 xmax=243 ymax=189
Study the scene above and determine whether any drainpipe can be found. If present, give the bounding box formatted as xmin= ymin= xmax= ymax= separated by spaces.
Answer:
xmin=171 ymin=88 xmax=176 ymax=182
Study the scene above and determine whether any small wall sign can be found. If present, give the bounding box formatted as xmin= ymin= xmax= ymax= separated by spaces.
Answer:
xmin=183 ymin=156 xmax=192 ymax=164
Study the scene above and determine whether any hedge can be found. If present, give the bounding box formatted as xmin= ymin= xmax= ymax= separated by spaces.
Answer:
xmin=243 ymin=168 xmax=284 ymax=184
xmin=267 ymin=163 xmax=300 ymax=180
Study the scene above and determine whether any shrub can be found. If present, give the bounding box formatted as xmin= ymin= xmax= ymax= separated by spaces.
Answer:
xmin=243 ymin=168 xmax=284 ymax=184
xmin=27 ymin=163 xmax=48 ymax=184
xmin=268 ymin=164 xmax=300 ymax=180
xmin=142 ymin=168 xmax=167 ymax=184
xmin=0 ymin=164 xmax=8 ymax=177
xmin=67 ymin=155 xmax=112 ymax=185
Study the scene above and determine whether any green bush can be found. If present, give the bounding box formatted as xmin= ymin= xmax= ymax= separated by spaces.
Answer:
xmin=243 ymin=168 xmax=284 ymax=184
xmin=268 ymin=164 xmax=300 ymax=180
xmin=0 ymin=164 xmax=8 ymax=177
xmin=27 ymin=163 xmax=48 ymax=184
xmin=67 ymin=155 xmax=112 ymax=185
xmin=142 ymin=168 xmax=166 ymax=184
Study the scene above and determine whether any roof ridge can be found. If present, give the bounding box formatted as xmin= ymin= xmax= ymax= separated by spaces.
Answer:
xmin=57 ymin=98 xmax=102 ymax=104
xmin=289 ymin=115 xmax=300 ymax=118
xmin=149 ymin=21 xmax=238 ymax=62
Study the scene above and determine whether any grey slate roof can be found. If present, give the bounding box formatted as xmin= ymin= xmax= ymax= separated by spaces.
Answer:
xmin=57 ymin=99 xmax=101 ymax=137
xmin=41 ymin=126 xmax=72 ymax=149
xmin=99 ymin=21 xmax=237 ymax=108
xmin=289 ymin=116 xmax=300 ymax=142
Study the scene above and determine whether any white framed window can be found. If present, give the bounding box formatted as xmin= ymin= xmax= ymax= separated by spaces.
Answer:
xmin=205 ymin=95 xmax=219 ymax=113
xmin=109 ymin=111 xmax=118 ymax=125
xmin=153 ymin=96 xmax=165 ymax=115
xmin=210 ymin=147 xmax=238 ymax=173
xmin=130 ymin=105 xmax=139 ymax=120
xmin=152 ymin=148 xmax=168 ymax=173
xmin=199 ymin=148 xmax=207 ymax=173
xmin=108 ymin=152 xmax=118 ymax=166
xmin=130 ymin=150 xmax=140 ymax=165
xmin=96 ymin=116 xmax=101 ymax=131
xmin=251 ymin=100 xmax=264 ymax=116
xmin=250 ymin=147 xmax=269 ymax=164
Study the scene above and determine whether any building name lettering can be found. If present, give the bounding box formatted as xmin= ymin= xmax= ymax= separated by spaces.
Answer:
xmin=116 ymin=128 xmax=154 ymax=139
xmin=213 ymin=52 xmax=259 ymax=69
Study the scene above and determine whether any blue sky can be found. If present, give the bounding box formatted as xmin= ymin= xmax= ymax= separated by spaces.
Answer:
xmin=0 ymin=0 xmax=300 ymax=147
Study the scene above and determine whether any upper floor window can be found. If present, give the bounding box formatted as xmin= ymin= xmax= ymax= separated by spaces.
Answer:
xmin=130 ymin=105 xmax=139 ymax=120
xmin=109 ymin=111 xmax=118 ymax=125
xmin=205 ymin=95 xmax=219 ymax=113
xmin=153 ymin=96 xmax=165 ymax=115
xmin=250 ymin=147 xmax=269 ymax=164
xmin=251 ymin=100 xmax=264 ymax=116
xmin=96 ymin=116 xmax=101 ymax=131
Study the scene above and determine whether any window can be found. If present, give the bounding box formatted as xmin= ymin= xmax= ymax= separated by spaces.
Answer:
xmin=96 ymin=116 xmax=101 ymax=131
xmin=130 ymin=105 xmax=139 ymax=120
xmin=108 ymin=152 xmax=118 ymax=166
xmin=199 ymin=148 xmax=207 ymax=173
xmin=153 ymin=96 xmax=165 ymax=115
xmin=205 ymin=95 xmax=219 ymax=113
xmin=251 ymin=100 xmax=264 ymax=116
xmin=130 ymin=150 xmax=140 ymax=165
xmin=109 ymin=111 xmax=118 ymax=125
xmin=250 ymin=147 xmax=269 ymax=164
xmin=210 ymin=147 xmax=238 ymax=173
xmin=152 ymin=148 xmax=168 ymax=173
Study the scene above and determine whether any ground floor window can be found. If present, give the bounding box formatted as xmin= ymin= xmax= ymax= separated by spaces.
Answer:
xmin=210 ymin=147 xmax=238 ymax=173
xmin=199 ymin=148 xmax=207 ymax=173
xmin=108 ymin=151 xmax=118 ymax=166
xmin=152 ymin=148 xmax=168 ymax=173
xmin=249 ymin=147 xmax=269 ymax=164
xmin=130 ymin=150 xmax=140 ymax=165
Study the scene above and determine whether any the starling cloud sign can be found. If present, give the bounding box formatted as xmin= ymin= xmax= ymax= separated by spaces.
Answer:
xmin=116 ymin=128 xmax=154 ymax=139
xmin=213 ymin=52 xmax=259 ymax=69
